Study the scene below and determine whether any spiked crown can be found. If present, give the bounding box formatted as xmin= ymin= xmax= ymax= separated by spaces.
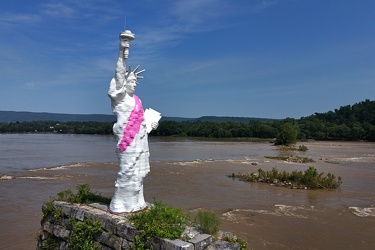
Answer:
xmin=125 ymin=65 xmax=145 ymax=82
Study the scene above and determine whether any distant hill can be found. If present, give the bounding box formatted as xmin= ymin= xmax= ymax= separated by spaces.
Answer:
xmin=194 ymin=116 xmax=276 ymax=123
xmin=0 ymin=111 xmax=275 ymax=123
xmin=0 ymin=111 xmax=116 ymax=123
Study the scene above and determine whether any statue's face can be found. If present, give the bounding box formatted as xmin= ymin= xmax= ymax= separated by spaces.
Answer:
xmin=121 ymin=38 xmax=130 ymax=48
xmin=126 ymin=74 xmax=137 ymax=94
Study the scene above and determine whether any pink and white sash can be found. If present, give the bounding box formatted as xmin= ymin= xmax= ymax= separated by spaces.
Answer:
xmin=118 ymin=95 xmax=144 ymax=152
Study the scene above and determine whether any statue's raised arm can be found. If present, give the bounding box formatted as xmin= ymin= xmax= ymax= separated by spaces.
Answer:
xmin=108 ymin=30 xmax=135 ymax=101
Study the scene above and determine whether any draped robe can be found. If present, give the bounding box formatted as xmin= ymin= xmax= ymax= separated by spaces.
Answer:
xmin=108 ymin=78 xmax=150 ymax=213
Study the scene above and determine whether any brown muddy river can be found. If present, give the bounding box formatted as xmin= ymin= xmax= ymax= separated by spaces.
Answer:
xmin=0 ymin=135 xmax=374 ymax=249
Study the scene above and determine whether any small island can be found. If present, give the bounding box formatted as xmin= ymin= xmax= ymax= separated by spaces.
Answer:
xmin=229 ymin=166 xmax=342 ymax=190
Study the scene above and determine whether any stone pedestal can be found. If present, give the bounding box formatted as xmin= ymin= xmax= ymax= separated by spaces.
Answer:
xmin=37 ymin=201 xmax=241 ymax=250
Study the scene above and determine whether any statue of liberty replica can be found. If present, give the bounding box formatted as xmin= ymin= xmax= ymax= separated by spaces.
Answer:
xmin=107 ymin=30 xmax=160 ymax=213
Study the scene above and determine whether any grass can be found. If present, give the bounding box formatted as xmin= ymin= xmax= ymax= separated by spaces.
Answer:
xmin=229 ymin=166 xmax=342 ymax=189
xmin=324 ymin=160 xmax=340 ymax=164
xmin=278 ymin=144 xmax=309 ymax=152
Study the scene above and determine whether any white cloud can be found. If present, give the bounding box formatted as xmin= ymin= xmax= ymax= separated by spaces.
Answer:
xmin=25 ymin=82 xmax=37 ymax=89
xmin=0 ymin=13 xmax=41 ymax=25
xmin=171 ymin=0 xmax=228 ymax=25
xmin=254 ymin=0 xmax=279 ymax=11
xmin=41 ymin=3 xmax=75 ymax=17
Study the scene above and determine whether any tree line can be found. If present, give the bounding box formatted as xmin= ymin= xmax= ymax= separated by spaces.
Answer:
xmin=153 ymin=99 xmax=375 ymax=142
xmin=0 ymin=121 xmax=113 ymax=135
xmin=1 ymin=99 xmax=374 ymax=142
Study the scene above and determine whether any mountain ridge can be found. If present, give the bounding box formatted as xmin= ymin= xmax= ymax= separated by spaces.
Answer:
xmin=0 ymin=111 xmax=276 ymax=123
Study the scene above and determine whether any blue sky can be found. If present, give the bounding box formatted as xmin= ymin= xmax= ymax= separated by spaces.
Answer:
xmin=1 ymin=0 xmax=374 ymax=119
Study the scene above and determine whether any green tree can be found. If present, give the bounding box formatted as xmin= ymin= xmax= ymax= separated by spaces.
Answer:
xmin=275 ymin=119 xmax=299 ymax=145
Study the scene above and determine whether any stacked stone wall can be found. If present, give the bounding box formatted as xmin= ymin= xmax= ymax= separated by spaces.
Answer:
xmin=37 ymin=201 xmax=240 ymax=250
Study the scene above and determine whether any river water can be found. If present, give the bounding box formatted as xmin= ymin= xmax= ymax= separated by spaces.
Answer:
xmin=0 ymin=134 xmax=374 ymax=249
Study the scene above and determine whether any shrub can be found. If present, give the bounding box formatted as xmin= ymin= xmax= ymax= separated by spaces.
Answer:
xmin=42 ymin=199 xmax=64 ymax=224
xmin=41 ymin=184 xmax=108 ymax=250
xmin=68 ymin=216 xmax=102 ymax=250
xmin=42 ymin=184 xmax=110 ymax=229
xmin=129 ymin=199 xmax=190 ymax=249
xmin=56 ymin=184 xmax=111 ymax=204
xmin=38 ymin=235 xmax=60 ymax=249
xmin=195 ymin=210 xmax=221 ymax=235
xmin=298 ymin=145 xmax=308 ymax=151
xmin=223 ymin=234 xmax=249 ymax=250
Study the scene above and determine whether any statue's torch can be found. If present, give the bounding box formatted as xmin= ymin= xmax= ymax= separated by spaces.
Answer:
xmin=120 ymin=30 xmax=135 ymax=59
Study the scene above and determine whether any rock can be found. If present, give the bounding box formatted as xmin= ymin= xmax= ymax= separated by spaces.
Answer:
xmin=188 ymin=233 xmax=212 ymax=250
xmin=207 ymin=240 xmax=240 ymax=250
xmin=0 ymin=174 xmax=15 ymax=180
